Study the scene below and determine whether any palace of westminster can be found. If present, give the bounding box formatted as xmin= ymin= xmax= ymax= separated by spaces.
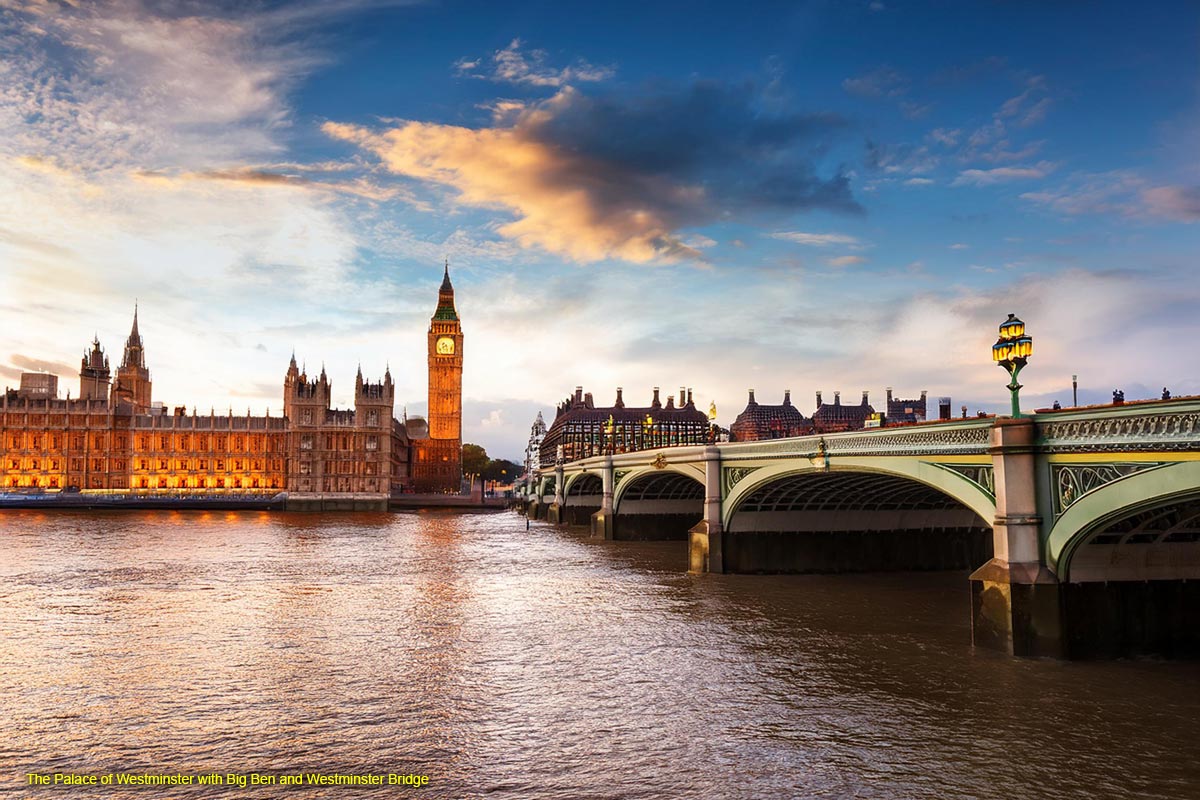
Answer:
xmin=0 ymin=265 xmax=465 ymax=496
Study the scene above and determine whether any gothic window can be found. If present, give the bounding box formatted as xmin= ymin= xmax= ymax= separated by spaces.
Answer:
xmin=199 ymin=459 xmax=208 ymax=470
xmin=51 ymin=436 xmax=59 ymax=449
xmin=160 ymin=436 xmax=168 ymax=449
xmin=158 ymin=460 xmax=167 ymax=470
xmin=197 ymin=436 xmax=207 ymax=449
xmin=92 ymin=459 xmax=103 ymax=471
xmin=301 ymin=435 xmax=314 ymax=451
xmin=138 ymin=436 xmax=147 ymax=449
xmin=253 ymin=460 xmax=261 ymax=470
xmin=32 ymin=436 xmax=40 ymax=448
xmin=342 ymin=436 xmax=349 ymax=450
xmin=303 ymin=410 xmax=312 ymax=424
xmin=367 ymin=410 xmax=379 ymax=426
xmin=51 ymin=460 xmax=59 ymax=470
xmin=366 ymin=436 xmax=378 ymax=451
xmin=140 ymin=460 xmax=147 ymax=470
xmin=300 ymin=462 xmax=311 ymax=475
xmin=116 ymin=460 xmax=125 ymax=470
xmin=234 ymin=437 xmax=243 ymax=450
xmin=217 ymin=460 xmax=225 ymax=471
xmin=235 ymin=460 xmax=243 ymax=471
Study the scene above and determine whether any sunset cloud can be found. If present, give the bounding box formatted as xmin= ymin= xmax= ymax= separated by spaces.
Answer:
xmin=326 ymin=84 xmax=859 ymax=263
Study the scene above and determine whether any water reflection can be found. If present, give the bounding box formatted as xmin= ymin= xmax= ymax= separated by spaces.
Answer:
xmin=0 ymin=510 xmax=1197 ymax=799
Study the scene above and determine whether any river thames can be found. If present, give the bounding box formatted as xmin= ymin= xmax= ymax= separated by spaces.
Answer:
xmin=1 ymin=510 xmax=1198 ymax=799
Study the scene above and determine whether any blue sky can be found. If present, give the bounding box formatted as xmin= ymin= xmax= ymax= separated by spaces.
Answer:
xmin=1 ymin=0 xmax=1198 ymax=460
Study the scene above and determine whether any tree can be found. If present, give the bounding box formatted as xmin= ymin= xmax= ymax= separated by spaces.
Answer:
xmin=462 ymin=443 xmax=489 ymax=476
xmin=483 ymin=458 xmax=522 ymax=483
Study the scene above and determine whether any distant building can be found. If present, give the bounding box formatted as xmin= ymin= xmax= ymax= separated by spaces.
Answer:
xmin=730 ymin=390 xmax=812 ymax=441
xmin=812 ymin=390 xmax=876 ymax=432
xmin=524 ymin=411 xmax=546 ymax=482
xmin=0 ymin=264 xmax=468 ymax=496
xmin=17 ymin=373 xmax=58 ymax=399
xmin=539 ymin=386 xmax=709 ymax=468
xmin=885 ymin=388 xmax=928 ymax=423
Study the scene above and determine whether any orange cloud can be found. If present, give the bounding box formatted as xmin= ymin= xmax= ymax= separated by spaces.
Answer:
xmin=322 ymin=117 xmax=702 ymax=263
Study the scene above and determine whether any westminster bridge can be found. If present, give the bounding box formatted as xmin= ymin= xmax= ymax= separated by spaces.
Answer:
xmin=523 ymin=398 xmax=1200 ymax=658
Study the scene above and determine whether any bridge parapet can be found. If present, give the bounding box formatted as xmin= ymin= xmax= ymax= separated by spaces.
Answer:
xmin=1034 ymin=400 xmax=1200 ymax=452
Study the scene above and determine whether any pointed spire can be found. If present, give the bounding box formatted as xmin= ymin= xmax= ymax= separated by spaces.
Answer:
xmin=441 ymin=258 xmax=452 ymax=291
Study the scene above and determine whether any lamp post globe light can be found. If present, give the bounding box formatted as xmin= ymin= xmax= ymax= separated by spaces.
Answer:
xmin=992 ymin=313 xmax=1034 ymax=418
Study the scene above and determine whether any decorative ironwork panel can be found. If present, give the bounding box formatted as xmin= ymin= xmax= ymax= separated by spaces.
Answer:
xmin=613 ymin=470 xmax=630 ymax=487
xmin=1053 ymin=463 xmax=1165 ymax=515
xmin=723 ymin=466 xmax=761 ymax=494
xmin=1040 ymin=412 xmax=1200 ymax=453
xmin=934 ymin=463 xmax=995 ymax=498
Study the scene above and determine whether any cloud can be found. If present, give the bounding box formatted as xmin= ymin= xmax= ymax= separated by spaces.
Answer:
xmin=1142 ymin=185 xmax=1200 ymax=221
xmin=770 ymin=231 xmax=864 ymax=248
xmin=326 ymin=83 xmax=859 ymax=264
xmin=843 ymin=66 xmax=907 ymax=99
xmin=9 ymin=353 xmax=76 ymax=376
xmin=454 ymin=39 xmax=614 ymax=87
xmin=1019 ymin=171 xmax=1146 ymax=217
xmin=949 ymin=243 xmax=969 ymax=249
xmin=828 ymin=255 xmax=867 ymax=267
xmin=904 ymin=177 xmax=934 ymax=186
xmin=952 ymin=161 xmax=1055 ymax=186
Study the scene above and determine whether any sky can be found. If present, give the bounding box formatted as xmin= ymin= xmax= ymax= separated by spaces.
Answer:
xmin=1 ymin=0 xmax=1198 ymax=461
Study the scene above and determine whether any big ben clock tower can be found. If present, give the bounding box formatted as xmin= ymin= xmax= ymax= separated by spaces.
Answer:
xmin=425 ymin=260 xmax=464 ymax=490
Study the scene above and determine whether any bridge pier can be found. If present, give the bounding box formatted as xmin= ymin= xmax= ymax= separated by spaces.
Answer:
xmin=590 ymin=456 xmax=615 ymax=540
xmin=970 ymin=419 xmax=1064 ymax=658
xmin=689 ymin=446 xmax=724 ymax=573
xmin=547 ymin=463 xmax=566 ymax=524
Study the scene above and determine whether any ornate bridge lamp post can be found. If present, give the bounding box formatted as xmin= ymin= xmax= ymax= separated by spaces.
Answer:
xmin=604 ymin=415 xmax=616 ymax=456
xmin=992 ymin=313 xmax=1034 ymax=418
xmin=642 ymin=414 xmax=653 ymax=451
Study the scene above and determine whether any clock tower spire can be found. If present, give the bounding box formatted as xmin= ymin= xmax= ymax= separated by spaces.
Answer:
xmin=422 ymin=259 xmax=463 ymax=491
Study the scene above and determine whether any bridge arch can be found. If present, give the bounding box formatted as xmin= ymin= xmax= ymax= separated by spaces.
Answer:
xmin=611 ymin=466 xmax=706 ymax=540
xmin=722 ymin=458 xmax=996 ymax=530
xmin=720 ymin=461 xmax=995 ymax=574
xmin=1047 ymin=461 xmax=1200 ymax=582
xmin=564 ymin=471 xmax=602 ymax=498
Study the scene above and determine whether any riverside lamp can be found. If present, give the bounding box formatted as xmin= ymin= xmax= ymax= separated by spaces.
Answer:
xmin=992 ymin=313 xmax=1034 ymax=418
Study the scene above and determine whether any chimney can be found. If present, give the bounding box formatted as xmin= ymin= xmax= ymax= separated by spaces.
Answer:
xmin=921 ymin=390 xmax=928 ymax=400
xmin=575 ymin=386 xmax=583 ymax=404
xmin=686 ymin=388 xmax=693 ymax=406
xmin=748 ymin=389 xmax=757 ymax=405
xmin=615 ymin=387 xmax=624 ymax=408
xmin=680 ymin=386 xmax=686 ymax=406
xmin=816 ymin=391 xmax=823 ymax=407
xmin=783 ymin=389 xmax=792 ymax=406
xmin=862 ymin=390 xmax=869 ymax=406
xmin=939 ymin=397 xmax=951 ymax=420
xmin=834 ymin=391 xmax=841 ymax=406
xmin=584 ymin=392 xmax=594 ymax=408
xmin=666 ymin=395 xmax=675 ymax=410
xmin=886 ymin=387 xmax=893 ymax=403
xmin=652 ymin=387 xmax=661 ymax=408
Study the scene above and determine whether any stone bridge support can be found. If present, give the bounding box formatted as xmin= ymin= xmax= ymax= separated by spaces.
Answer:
xmin=688 ymin=447 xmax=723 ymax=573
xmin=590 ymin=456 xmax=615 ymax=539
xmin=547 ymin=462 xmax=566 ymax=524
xmin=970 ymin=419 xmax=1063 ymax=657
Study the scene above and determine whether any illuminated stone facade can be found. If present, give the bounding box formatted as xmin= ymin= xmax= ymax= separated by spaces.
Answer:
xmin=411 ymin=262 xmax=464 ymax=492
xmin=1 ymin=305 xmax=419 ymax=496
xmin=540 ymin=386 xmax=709 ymax=469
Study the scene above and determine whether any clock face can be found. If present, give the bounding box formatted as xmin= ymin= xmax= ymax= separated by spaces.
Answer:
xmin=436 ymin=336 xmax=455 ymax=355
